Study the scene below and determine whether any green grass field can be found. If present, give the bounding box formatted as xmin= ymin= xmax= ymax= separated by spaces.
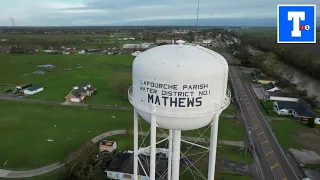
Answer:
xmin=0 ymin=100 xmax=244 ymax=170
xmin=258 ymin=100 xmax=278 ymax=117
xmin=221 ymin=172 xmax=254 ymax=180
xmin=15 ymin=170 xmax=254 ymax=180
xmin=235 ymin=27 xmax=320 ymax=40
xmin=0 ymin=53 xmax=241 ymax=109
xmin=0 ymin=53 xmax=134 ymax=106
xmin=0 ymin=100 xmax=137 ymax=170
xmin=270 ymin=120 xmax=304 ymax=149
xmin=0 ymin=34 xmax=151 ymax=49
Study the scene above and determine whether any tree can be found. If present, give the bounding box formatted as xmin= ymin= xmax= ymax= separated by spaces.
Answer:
xmin=304 ymin=95 xmax=319 ymax=108
xmin=308 ymin=118 xmax=316 ymax=128
xmin=10 ymin=46 xmax=25 ymax=54
xmin=109 ymin=71 xmax=132 ymax=101
xmin=63 ymin=142 xmax=99 ymax=180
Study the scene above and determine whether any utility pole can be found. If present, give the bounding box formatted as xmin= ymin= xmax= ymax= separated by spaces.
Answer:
xmin=9 ymin=17 xmax=14 ymax=27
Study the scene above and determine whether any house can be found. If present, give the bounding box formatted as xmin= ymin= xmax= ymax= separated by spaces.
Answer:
xmin=156 ymin=38 xmax=174 ymax=45
xmin=173 ymin=29 xmax=190 ymax=34
xmin=65 ymin=83 xmax=97 ymax=103
xmin=202 ymin=39 xmax=213 ymax=44
xmin=62 ymin=51 xmax=70 ymax=55
xmin=273 ymin=101 xmax=320 ymax=123
xmin=263 ymin=82 xmax=279 ymax=92
xmin=122 ymin=44 xmax=141 ymax=49
xmin=131 ymin=51 xmax=141 ymax=56
xmin=255 ymin=75 xmax=276 ymax=84
xmin=23 ymin=85 xmax=44 ymax=95
xmin=104 ymin=152 xmax=165 ymax=180
xmin=78 ymin=50 xmax=86 ymax=54
xmin=265 ymin=90 xmax=299 ymax=102
xmin=252 ymin=70 xmax=276 ymax=84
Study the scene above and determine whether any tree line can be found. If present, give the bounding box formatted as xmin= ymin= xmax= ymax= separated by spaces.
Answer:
xmin=235 ymin=33 xmax=320 ymax=80
xmin=228 ymin=39 xmax=319 ymax=107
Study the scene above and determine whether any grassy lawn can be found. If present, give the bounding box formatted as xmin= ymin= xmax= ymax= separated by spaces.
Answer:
xmin=0 ymin=84 xmax=15 ymax=93
xmin=0 ymin=34 xmax=150 ymax=49
xmin=218 ymin=117 xmax=245 ymax=141
xmin=0 ymin=98 xmax=245 ymax=170
xmin=222 ymin=104 xmax=237 ymax=115
xmin=221 ymin=171 xmax=254 ymax=180
xmin=14 ymin=169 xmax=66 ymax=180
xmin=18 ymin=170 xmax=254 ymax=180
xmin=258 ymin=100 xmax=278 ymax=117
xmin=7 ymin=131 xmax=249 ymax=179
xmin=305 ymin=163 xmax=320 ymax=169
xmin=0 ymin=100 xmax=137 ymax=170
xmin=218 ymin=146 xmax=252 ymax=164
xmin=0 ymin=53 xmax=134 ymax=106
xmin=181 ymin=117 xmax=245 ymax=141
xmin=270 ymin=120 xmax=305 ymax=149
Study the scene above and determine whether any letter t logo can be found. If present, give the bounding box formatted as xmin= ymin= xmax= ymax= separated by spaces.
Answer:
xmin=288 ymin=11 xmax=305 ymax=37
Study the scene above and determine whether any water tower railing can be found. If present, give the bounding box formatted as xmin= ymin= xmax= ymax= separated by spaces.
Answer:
xmin=128 ymin=86 xmax=231 ymax=117
xmin=128 ymin=86 xmax=134 ymax=103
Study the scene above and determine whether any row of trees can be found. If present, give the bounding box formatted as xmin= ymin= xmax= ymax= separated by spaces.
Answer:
xmin=237 ymin=34 xmax=320 ymax=80
xmin=3 ymin=39 xmax=85 ymax=47
xmin=228 ymin=41 xmax=319 ymax=107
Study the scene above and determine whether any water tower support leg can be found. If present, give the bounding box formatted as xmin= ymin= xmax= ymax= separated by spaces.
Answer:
xmin=149 ymin=114 xmax=157 ymax=180
xmin=208 ymin=113 xmax=221 ymax=180
xmin=167 ymin=130 xmax=173 ymax=180
xmin=133 ymin=109 xmax=138 ymax=180
xmin=172 ymin=130 xmax=181 ymax=180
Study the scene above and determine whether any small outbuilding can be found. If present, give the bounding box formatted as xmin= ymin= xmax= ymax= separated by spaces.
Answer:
xmin=23 ymin=85 xmax=44 ymax=95
xmin=265 ymin=90 xmax=299 ymax=102
xmin=263 ymin=82 xmax=279 ymax=92
xmin=99 ymin=140 xmax=117 ymax=153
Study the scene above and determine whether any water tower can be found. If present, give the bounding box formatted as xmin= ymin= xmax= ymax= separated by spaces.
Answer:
xmin=128 ymin=41 xmax=230 ymax=180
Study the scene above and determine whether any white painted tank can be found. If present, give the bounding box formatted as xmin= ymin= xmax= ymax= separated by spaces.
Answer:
xmin=129 ymin=44 xmax=230 ymax=130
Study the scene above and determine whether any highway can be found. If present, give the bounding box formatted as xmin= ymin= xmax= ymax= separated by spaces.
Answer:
xmin=225 ymin=53 xmax=302 ymax=180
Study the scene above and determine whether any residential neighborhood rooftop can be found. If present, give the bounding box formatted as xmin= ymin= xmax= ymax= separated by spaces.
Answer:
xmin=106 ymin=153 xmax=167 ymax=178
xmin=277 ymin=101 xmax=318 ymax=118
xmin=268 ymin=90 xmax=299 ymax=98
xmin=25 ymin=85 xmax=43 ymax=91
xmin=263 ymin=82 xmax=276 ymax=90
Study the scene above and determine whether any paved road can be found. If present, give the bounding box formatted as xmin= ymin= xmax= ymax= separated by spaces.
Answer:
xmin=0 ymin=129 xmax=244 ymax=178
xmin=226 ymin=55 xmax=302 ymax=179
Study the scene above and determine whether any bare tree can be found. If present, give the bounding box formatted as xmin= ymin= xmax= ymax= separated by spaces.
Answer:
xmin=63 ymin=142 xmax=99 ymax=180
xmin=109 ymin=71 xmax=132 ymax=101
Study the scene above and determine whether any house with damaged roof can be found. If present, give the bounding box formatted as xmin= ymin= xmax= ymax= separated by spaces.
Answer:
xmin=262 ymin=82 xmax=299 ymax=102
xmin=65 ymin=83 xmax=97 ymax=103
xmin=273 ymin=101 xmax=320 ymax=123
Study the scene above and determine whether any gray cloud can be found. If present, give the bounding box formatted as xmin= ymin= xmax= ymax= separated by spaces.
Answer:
xmin=0 ymin=0 xmax=318 ymax=26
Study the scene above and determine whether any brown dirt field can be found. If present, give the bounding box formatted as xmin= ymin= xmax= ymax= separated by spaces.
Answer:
xmin=293 ymin=127 xmax=320 ymax=154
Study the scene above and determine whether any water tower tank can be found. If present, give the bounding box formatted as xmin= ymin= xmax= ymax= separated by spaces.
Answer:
xmin=129 ymin=44 xmax=229 ymax=131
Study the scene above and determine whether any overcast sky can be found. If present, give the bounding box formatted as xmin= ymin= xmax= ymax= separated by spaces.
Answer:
xmin=0 ymin=0 xmax=318 ymax=26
